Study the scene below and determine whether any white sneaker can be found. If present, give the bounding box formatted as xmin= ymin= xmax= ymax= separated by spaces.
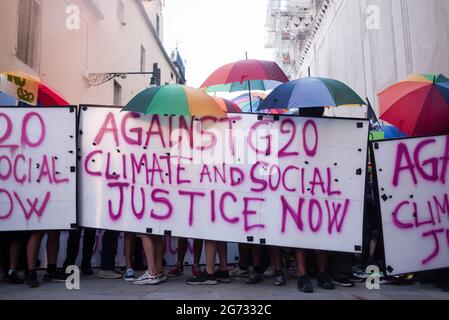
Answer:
xmin=263 ymin=265 xmax=275 ymax=278
xmin=158 ymin=272 xmax=168 ymax=283
xmin=133 ymin=272 xmax=161 ymax=285
xmin=123 ymin=268 xmax=135 ymax=282
xmin=230 ymin=266 xmax=249 ymax=278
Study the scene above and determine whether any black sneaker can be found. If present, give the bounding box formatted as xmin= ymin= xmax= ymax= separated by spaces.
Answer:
xmin=25 ymin=271 xmax=39 ymax=288
xmin=186 ymin=272 xmax=218 ymax=285
xmin=333 ymin=277 xmax=355 ymax=288
xmin=82 ymin=266 xmax=94 ymax=276
xmin=7 ymin=271 xmax=24 ymax=284
xmin=317 ymin=273 xmax=335 ymax=290
xmin=44 ymin=269 xmax=68 ymax=282
xmin=297 ymin=275 xmax=314 ymax=293
xmin=215 ymin=270 xmax=231 ymax=283
xmin=274 ymin=271 xmax=286 ymax=286
xmin=246 ymin=272 xmax=263 ymax=284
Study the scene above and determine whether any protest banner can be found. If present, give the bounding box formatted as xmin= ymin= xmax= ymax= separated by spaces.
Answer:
xmin=373 ymin=135 xmax=449 ymax=275
xmin=79 ymin=106 xmax=369 ymax=253
xmin=0 ymin=107 xmax=77 ymax=231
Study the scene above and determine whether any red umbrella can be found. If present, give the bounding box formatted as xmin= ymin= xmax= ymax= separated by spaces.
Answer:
xmin=212 ymin=97 xmax=242 ymax=113
xmin=201 ymin=59 xmax=288 ymax=87
xmin=379 ymin=74 xmax=449 ymax=136
xmin=0 ymin=71 xmax=69 ymax=106
xmin=200 ymin=59 xmax=289 ymax=113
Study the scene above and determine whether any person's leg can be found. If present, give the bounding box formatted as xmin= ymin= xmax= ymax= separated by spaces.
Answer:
xmin=192 ymin=239 xmax=203 ymax=276
xmin=270 ymin=246 xmax=285 ymax=286
xmin=230 ymin=243 xmax=250 ymax=277
xmin=186 ymin=240 xmax=218 ymax=285
xmin=98 ymin=230 xmax=121 ymax=279
xmin=44 ymin=231 xmax=68 ymax=281
xmin=124 ymin=233 xmax=135 ymax=269
xmin=246 ymin=245 xmax=264 ymax=284
xmin=295 ymin=249 xmax=313 ymax=293
xmin=141 ymin=236 xmax=157 ymax=275
xmin=315 ymin=250 xmax=334 ymax=290
xmin=154 ymin=236 xmax=164 ymax=275
xmin=123 ymin=233 xmax=136 ymax=281
xmin=169 ymin=237 xmax=186 ymax=276
xmin=25 ymin=231 xmax=44 ymax=287
xmin=0 ymin=233 xmax=10 ymax=278
xmin=46 ymin=230 xmax=60 ymax=269
xmin=81 ymin=228 xmax=96 ymax=274
xmin=7 ymin=238 xmax=23 ymax=284
xmin=193 ymin=239 xmax=203 ymax=265
xmin=295 ymin=249 xmax=307 ymax=277
xmin=133 ymin=235 xmax=163 ymax=285
xmin=215 ymin=242 xmax=231 ymax=283
xmin=217 ymin=242 xmax=228 ymax=272
xmin=63 ymin=228 xmax=81 ymax=269
xmin=133 ymin=237 xmax=144 ymax=270
xmin=330 ymin=251 xmax=354 ymax=287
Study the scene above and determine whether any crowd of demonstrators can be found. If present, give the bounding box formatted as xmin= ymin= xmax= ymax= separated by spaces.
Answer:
xmin=1 ymin=107 xmax=448 ymax=294
xmin=1 ymin=225 xmax=449 ymax=293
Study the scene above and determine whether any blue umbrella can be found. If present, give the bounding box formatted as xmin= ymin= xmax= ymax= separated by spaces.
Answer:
xmin=381 ymin=125 xmax=408 ymax=139
xmin=0 ymin=92 xmax=17 ymax=106
xmin=258 ymin=77 xmax=365 ymax=111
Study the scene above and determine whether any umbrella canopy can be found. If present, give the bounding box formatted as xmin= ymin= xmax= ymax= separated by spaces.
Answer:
xmin=212 ymin=97 xmax=242 ymax=113
xmin=231 ymin=93 xmax=287 ymax=114
xmin=124 ymin=84 xmax=225 ymax=117
xmin=379 ymin=73 xmax=449 ymax=136
xmin=203 ymin=80 xmax=282 ymax=93
xmin=258 ymin=77 xmax=366 ymax=111
xmin=0 ymin=71 xmax=69 ymax=106
xmin=232 ymin=92 xmax=266 ymax=112
xmin=200 ymin=59 xmax=289 ymax=88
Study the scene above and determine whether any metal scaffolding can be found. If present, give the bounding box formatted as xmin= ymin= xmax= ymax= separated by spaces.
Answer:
xmin=265 ymin=0 xmax=320 ymax=79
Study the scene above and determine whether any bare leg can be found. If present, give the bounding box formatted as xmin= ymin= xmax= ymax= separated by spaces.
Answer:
xmin=9 ymin=240 xmax=21 ymax=270
xmin=369 ymin=238 xmax=377 ymax=257
xmin=205 ymin=240 xmax=217 ymax=275
xmin=27 ymin=232 xmax=44 ymax=271
xmin=154 ymin=236 xmax=164 ymax=274
xmin=295 ymin=249 xmax=307 ymax=277
xmin=193 ymin=239 xmax=203 ymax=265
xmin=124 ymin=233 xmax=135 ymax=269
xmin=316 ymin=250 xmax=328 ymax=274
xmin=217 ymin=242 xmax=228 ymax=272
xmin=141 ymin=236 xmax=157 ymax=275
xmin=269 ymin=247 xmax=283 ymax=271
xmin=251 ymin=245 xmax=263 ymax=271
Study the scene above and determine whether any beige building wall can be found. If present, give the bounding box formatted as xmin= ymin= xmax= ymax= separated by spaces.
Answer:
xmin=294 ymin=0 xmax=449 ymax=118
xmin=0 ymin=0 xmax=181 ymax=106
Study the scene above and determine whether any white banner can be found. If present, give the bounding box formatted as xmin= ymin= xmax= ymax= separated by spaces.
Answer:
xmin=373 ymin=135 xmax=449 ymax=275
xmin=0 ymin=107 xmax=77 ymax=231
xmin=79 ymin=106 xmax=369 ymax=253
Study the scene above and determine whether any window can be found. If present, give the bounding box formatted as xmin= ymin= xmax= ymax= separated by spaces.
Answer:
xmin=113 ymin=80 xmax=122 ymax=106
xmin=156 ymin=14 xmax=160 ymax=37
xmin=140 ymin=45 xmax=146 ymax=72
xmin=17 ymin=0 xmax=41 ymax=69
xmin=117 ymin=0 xmax=126 ymax=25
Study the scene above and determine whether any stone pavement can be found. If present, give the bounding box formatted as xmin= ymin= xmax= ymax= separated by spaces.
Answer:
xmin=0 ymin=267 xmax=447 ymax=300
